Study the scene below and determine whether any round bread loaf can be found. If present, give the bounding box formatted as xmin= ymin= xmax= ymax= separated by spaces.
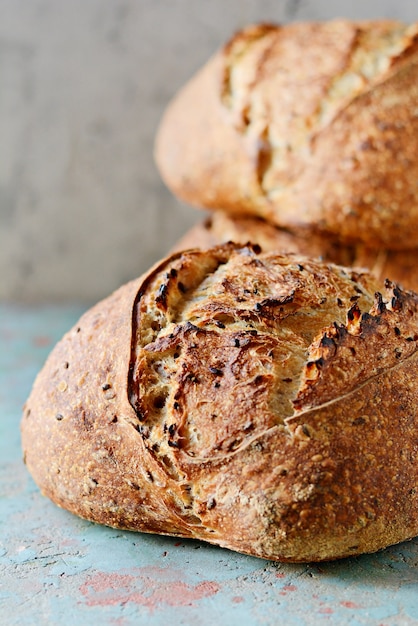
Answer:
xmin=155 ymin=20 xmax=418 ymax=249
xmin=173 ymin=211 xmax=418 ymax=291
xmin=21 ymin=244 xmax=418 ymax=562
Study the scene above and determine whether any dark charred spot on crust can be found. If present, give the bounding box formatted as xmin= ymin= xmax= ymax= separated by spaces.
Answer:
xmin=337 ymin=298 xmax=343 ymax=307
xmin=209 ymin=366 xmax=224 ymax=376
xmin=394 ymin=326 xmax=401 ymax=336
xmin=156 ymin=283 xmax=169 ymax=309
xmin=265 ymin=295 xmax=294 ymax=307
xmin=184 ymin=321 xmax=203 ymax=334
xmin=102 ymin=383 xmax=111 ymax=391
xmin=359 ymin=138 xmax=374 ymax=151
xmin=169 ymin=268 xmax=178 ymax=278
xmin=254 ymin=294 xmax=295 ymax=317
xmin=352 ymin=416 xmax=366 ymax=426
xmin=168 ymin=423 xmax=177 ymax=437
xmin=202 ymin=215 xmax=213 ymax=230
xmin=347 ymin=302 xmax=361 ymax=323
xmin=153 ymin=395 xmax=167 ymax=409
xmin=146 ymin=471 xmax=154 ymax=483
xmin=306 ymin=358 xmax=324 ymax=374
xmin=301 ymin=424 xmax=311 ymax=437
xmin=332 ymin=321 xmax=348 ymax=340
xmin=374 ymin=292 xmax=386 ymax=314
xmin=63 ymin=361 xmax=69 ymax=369
xmin=361 ymin=311 xmax=373 ymax=324
xmin=282 ymin=377 xmax=293 ymax=383
xmin=134 ymin=423 xmax=150 ymax=439
xmin=135 ymin=409 xmax=146 ymax=422
xmin=320 ymin=334 xmax=337 ymax=352
xmin=253 ymin=374 xmax=268 ymax=385
xmin=111 ymin=415 xmax=118 ymax=423
xmin=391 ymin=285 xmax=404 ymax=311
xmin=168 ymin=440 xmax=180 ymax=449
xmin=305 ymin=361 xmax=316 ymax=375
xmin=207 ymin=498 xmax=217 ymax=510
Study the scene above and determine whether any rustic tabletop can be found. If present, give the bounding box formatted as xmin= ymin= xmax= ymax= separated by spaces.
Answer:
xmin=1 ymin=303 xmax=417 ymax=626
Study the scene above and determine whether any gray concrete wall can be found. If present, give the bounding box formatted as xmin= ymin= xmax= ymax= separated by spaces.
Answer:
xmin=1 ymin=0 xmax=416 ymax=303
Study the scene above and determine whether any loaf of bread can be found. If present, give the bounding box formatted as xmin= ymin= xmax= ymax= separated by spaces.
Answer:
xmin=21 ymin=243 xmax=418 ymax=562
xmin=155 ymin=20 xmax=418 ymax=249
xmin=173 ymin=211 xmax=418 ymax=291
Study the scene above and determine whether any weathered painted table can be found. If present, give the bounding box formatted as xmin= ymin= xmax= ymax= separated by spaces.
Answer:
xmin=1 ymin=303 xmax=417 ymax=625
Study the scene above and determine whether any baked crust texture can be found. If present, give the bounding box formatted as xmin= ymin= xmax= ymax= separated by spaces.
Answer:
xmin=155 ymin=20 xmax=418 ymax=249
xmin=22 ymin=244 xmax=418 ymax=561
xmin=173 ymin=211 xmax=418 ymax=292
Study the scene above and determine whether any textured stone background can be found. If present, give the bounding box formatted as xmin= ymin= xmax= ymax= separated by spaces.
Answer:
xmin=1 ymin=0 xmax=416 ymax=302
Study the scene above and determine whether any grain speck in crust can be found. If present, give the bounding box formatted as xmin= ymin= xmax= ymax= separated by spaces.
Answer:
xmin=21 ymin=244 xmax=418 ymax=561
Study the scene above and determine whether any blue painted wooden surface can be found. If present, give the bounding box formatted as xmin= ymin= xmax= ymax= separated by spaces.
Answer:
xmin=1 ymin=303 xmax=417 ymax=625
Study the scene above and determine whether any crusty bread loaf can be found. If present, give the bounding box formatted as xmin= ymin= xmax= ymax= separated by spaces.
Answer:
xmin=22 ymin=244 xmax=418 ymax=562
xmin=155 ymin=20 xmax=418 ymax=249
xmin=173 ymin=211 xmax=418 ymax=291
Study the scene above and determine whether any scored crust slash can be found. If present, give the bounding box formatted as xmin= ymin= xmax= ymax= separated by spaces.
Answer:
xmin=21 ymin=244 xmax=418 ymax=562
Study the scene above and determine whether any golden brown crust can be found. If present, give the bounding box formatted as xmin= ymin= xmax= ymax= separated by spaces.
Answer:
xmin=21 ymin=244 xmax=418 ymax=562
xmin=155 ymin=20 xmax=418 ymax=249
xmin=172 ymin=212 xmax=418 ymax=291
